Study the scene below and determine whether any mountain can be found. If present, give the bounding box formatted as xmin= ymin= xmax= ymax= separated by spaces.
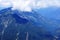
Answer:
xmin=0 ymin=7 xmax=60 ymax=40
xmin=36 ymin=7 xmax=60 ymax=20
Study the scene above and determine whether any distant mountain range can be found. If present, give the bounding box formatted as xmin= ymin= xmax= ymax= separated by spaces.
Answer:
xmin=35 ymin=7 xmax=60 ymax=20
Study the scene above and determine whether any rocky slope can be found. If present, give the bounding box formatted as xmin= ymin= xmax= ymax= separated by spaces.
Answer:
xmin=0 ymin=7 xmax=60 ymax=40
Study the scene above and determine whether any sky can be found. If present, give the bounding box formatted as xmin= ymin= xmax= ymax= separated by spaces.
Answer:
xmin=0 ymin=0 xmax=60 ymax=12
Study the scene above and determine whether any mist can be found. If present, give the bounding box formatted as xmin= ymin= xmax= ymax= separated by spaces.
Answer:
xmin=0 ymin=0 xmax=60 ymax=12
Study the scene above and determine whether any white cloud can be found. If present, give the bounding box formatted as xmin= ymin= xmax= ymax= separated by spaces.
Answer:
xmin=0 ymin=0 xmax=60 ymax=12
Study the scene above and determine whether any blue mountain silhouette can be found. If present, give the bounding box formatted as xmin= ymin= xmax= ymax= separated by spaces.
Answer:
xmin=0 ymin=7 xmax=28 ymax=24
xmin=0 ymin=7 xmax=60 ymax=40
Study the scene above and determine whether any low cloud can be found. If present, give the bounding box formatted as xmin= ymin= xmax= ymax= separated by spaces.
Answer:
xmin=0 ymin=0 xmax=60 ymax=12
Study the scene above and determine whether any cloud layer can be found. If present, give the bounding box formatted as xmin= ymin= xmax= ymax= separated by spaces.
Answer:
xmin=0 ymin=0 xmax=60 ymax=12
